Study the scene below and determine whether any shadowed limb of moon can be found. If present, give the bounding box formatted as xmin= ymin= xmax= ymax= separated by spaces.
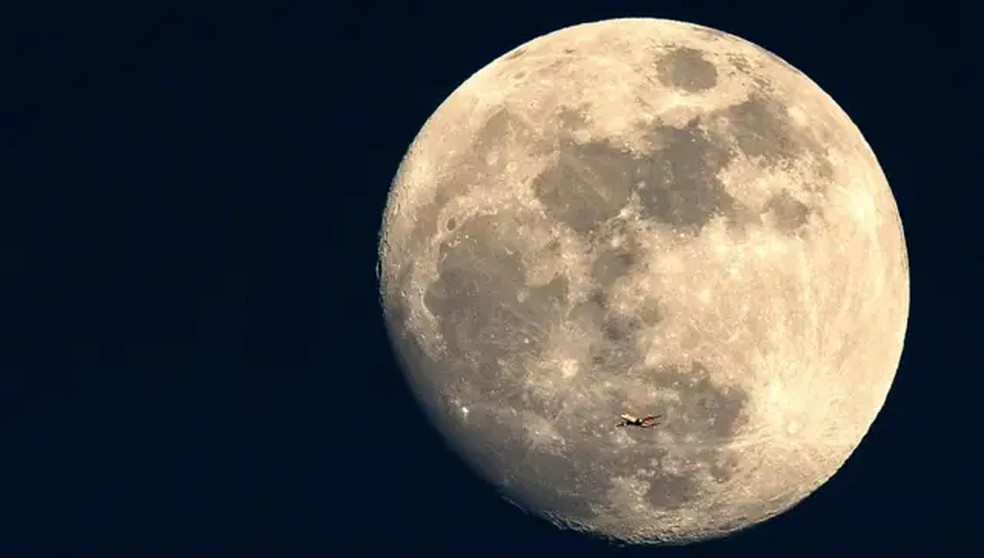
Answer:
xmin=379 ymin=18 xmax=909 ymax=545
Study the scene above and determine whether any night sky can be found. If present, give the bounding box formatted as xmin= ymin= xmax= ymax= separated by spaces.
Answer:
xmin=3 ymin=1 xmax=977 ymax=555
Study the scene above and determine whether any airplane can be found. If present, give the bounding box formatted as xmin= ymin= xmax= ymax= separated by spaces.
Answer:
xmin=615 ymin=413 xmax=662 ymax=428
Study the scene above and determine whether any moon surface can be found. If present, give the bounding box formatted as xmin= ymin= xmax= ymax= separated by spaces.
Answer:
xmin=378 ymin=18 xmax=909 ymax=544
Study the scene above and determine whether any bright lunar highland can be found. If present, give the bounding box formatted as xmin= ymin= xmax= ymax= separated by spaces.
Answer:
xmin=377 ymin=18 xmax=909 ymax=544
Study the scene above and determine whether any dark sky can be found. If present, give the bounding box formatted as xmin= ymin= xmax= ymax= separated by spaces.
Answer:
xmin=3 ymin=1 xmax=977 ymax=556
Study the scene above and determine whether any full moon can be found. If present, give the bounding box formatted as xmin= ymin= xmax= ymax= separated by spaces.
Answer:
xmin=378 ymin=18 xmax=908 ymax=544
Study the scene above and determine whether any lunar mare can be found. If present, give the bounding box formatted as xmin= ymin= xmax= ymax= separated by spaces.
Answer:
xmin=379 ymin=19 xmax=909 ymax=544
